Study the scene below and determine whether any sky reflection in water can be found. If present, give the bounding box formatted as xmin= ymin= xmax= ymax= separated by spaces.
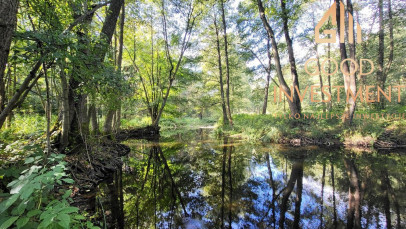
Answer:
xmin=98 ymin=129 xmax=405 ymax=229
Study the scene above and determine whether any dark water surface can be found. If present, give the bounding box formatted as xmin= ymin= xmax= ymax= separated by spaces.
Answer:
xmin=98 ymin=129 xmax=405 ymax=228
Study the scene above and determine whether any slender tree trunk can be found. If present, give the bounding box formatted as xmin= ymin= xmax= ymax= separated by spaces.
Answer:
xmin=103 ymin=109 xmax=115 ymax=135
xmin=106 ymin=1 xmax=125 ymax=135
xmin=280 ymin=0 xmax=301 ymax=114
xmin=0 ymin=0 xmax=19 ymax=114
xmin=257 ymin=0 xmax=300 ymax=117
xmin=220 ymin=0 xmax=233 ymax=125
xmin=214 ymin=15 xmax=229 ymax=125
xmin=59 ymin=61 xmax=70 ymax=150
xmin=336 ymin=0 xmax=356 ymax=125
xmin=44 ymin=64 xmax=51 ymax=155
xmin=88 ymin=104 xmax=98 ymax=135
xmin=377 ymin=0 xmax=384 ymax=108
xmin=262 ymin=38 xmax=271 ymax=115
xmin=328 ymin=43 xmax=332 ymax=111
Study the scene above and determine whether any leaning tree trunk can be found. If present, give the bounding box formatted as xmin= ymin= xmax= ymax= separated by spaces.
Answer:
xmin=280 ymin=0 xmax=301 ymax=115
xmin=257 ymin=0 xmax=300 ymax=116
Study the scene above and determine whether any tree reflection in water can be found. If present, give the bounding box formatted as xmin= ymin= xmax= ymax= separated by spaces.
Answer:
xmin=97 ymin=130 xmax=405 ymax=228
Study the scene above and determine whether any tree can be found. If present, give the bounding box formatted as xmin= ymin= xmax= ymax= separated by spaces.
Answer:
xmin=219 ymin=0 xmax=234 ymax=125
xmin=129 ymin=0 xmax=201 ymax=127
xmin=335 ymin=0 xmax=357 ymax=125
xmin=214 ymin=13 xmax=230 ymax=125
xmin=256 ymin=0 xmax=301 ymax=116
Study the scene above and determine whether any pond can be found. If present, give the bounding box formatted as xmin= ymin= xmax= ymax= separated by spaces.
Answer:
xmin=97 ymin=128 xmax=405 ymax=228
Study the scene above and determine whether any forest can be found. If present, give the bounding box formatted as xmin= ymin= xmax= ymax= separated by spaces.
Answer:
xmin=0 ymin=0 xmax=405 ymax=228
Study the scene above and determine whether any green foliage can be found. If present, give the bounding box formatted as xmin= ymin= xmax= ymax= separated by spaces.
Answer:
xmin=0 ymin=114 xmax=57 ymax=141
xmin=0 ymin=148 xmax=98 ymax=229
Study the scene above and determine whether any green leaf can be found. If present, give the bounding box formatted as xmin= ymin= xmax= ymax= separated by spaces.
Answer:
xmin=56 ymin=213 xmax=70 ymax=228
xmin=0 ymin=194 xmax=19 ymax=214
xmin=74 ymin=215 xmax=85 ymax=220
xmin=27 ymin=209 xmax=41 ymax=217
xmin=20 ymin=187 xmax=34 ymax=200
xmin=62 ymin=190 xmax=72 ymax=199
xmin=38 ymin=214 xmax=54 ymax=229
xmin=11 ymin=200 xmax=27 ymax=216
xmin=16 ymin=217 xmax=29 ymax=229
xmin=61 ymin=178 xmax=74 ymax=184
xmin=0 ymin=216 xmax=19 ymax=229
xmin=58 ymin=207 xmax=78 ymax=214
xmin=24 ymin=157 xmax=34 ymax=164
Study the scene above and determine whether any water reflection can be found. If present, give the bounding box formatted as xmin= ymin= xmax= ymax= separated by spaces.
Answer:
xmin=98 ymin=130 xmax=405 ymax=228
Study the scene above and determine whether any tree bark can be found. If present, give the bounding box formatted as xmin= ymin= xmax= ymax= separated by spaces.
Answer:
xmin=67 ymin=0 xmax=123 ymax=144
xmin=220 ymin=0 xmax=233 ymax=125
xmin=262 ymin=38 xmax=271 ymax=115
xmin=0 ymin=0 xmax=19 ymax=114
xmin=336 ymin=0 xmax=356 ymax=125
xmin=104 ymin=2 xmax=125 ymax=136
xmin=256 ymin=0 xmax=300 ymax=116
xmin=280 ymin=0 xmax=301 ymax=114
xmin=214 ymin=15 xmax=229 ymax=125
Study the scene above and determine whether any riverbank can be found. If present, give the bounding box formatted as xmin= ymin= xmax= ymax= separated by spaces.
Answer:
xmin=216 ymin=114 xmax=406 ymax=150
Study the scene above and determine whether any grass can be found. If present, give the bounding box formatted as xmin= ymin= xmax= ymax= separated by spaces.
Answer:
xmin=216 ymin=112 xmax=406 ymax=146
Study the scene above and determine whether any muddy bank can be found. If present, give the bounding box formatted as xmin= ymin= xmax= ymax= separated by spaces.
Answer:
xmin=66 ymin=126 xmax=160 ymax=213
xmin=66 ymin=142 xmax=130 ymax=212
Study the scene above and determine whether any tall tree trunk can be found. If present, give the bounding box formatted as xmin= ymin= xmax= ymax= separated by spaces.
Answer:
xmin=0 ymin=0 xmax=19 ymax=114
xmin=377 ymin=0 xmax=384 ymax=108
xmin=336 ymin=0 xmax=357 ymax=125
xmin=88 ymin=104 xmax=98 ymax=135
xmin=214 ymin=15 xmax=229 ymax=125
xmin=105 ymin=1 xmax=125 ymax=135
xmin=328 ymin=43 xmax=332 ymax=111
xmin=280 ymin=0 xmax=301 ymax=114
xmin=220 ymin=0 xmax=233 ymax=125
xmin=67 ymin=0 xmax=123 ymax=144
xmin=59 ymin=61 xmax=70 ymax=150
xmin=262 ymin=38 xmax=271 ymax=115
xmin=257 ymin=0 xmax=300 ymax=117
xmin=378 ymin=0 xmax=394 ymax=109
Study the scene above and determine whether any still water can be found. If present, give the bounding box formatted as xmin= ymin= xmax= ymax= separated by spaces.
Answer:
xmin=98 ymin=129 xmax=405 ymax=228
